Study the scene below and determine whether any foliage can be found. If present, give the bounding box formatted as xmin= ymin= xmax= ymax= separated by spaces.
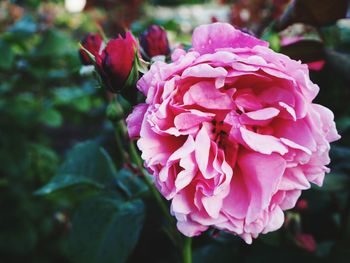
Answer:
xmin=0 ymin=2 xmax=105 ymax=262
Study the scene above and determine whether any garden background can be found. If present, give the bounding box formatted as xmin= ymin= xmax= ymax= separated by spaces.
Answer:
xmin=1 ymin=0 xmax=350 ymax=262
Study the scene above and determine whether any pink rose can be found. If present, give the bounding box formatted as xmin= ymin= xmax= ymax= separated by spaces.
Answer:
xmin=126 ymin=23 xmax=340 ymax=243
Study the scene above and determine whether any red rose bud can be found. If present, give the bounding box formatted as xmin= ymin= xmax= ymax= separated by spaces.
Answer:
xmin=296 ymin=199 xmax=308 ymax=211
xmin=307 ymin=60 xmax=325 ymax=71
xmin=79 ymin=33 xmax=103 ymax=65
xmin=140 ymin=25 xmax=170 ymax=58
xmin=98 ymin=32 xmax=138 ymax=93
xmin=295 ymin=233 xmax=317 ymax=253
xmin=211 ymin=16 xmax=219 ymax=23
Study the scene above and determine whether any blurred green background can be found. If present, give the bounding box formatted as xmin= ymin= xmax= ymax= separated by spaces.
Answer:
xmin=1 ymin=0 xmax=350 ymax=262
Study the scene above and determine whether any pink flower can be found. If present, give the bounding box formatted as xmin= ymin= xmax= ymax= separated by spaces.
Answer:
xmin=126 ymin=23 xmax=340 ymax=243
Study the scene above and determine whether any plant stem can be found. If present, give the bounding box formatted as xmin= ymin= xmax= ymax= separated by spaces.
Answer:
xmin=129 ymin=142 xmax=172 ymax=223
xmin=340 ymin=191 xmax=350 ymax=238
xmin=182 ymin=237 xmax=192 ymax=263
xmin=114 ymin=116 xmax=187 ymax=253
xmin=114 ymin=126 xmax=127 ymax=167
xmin=128 ymin=140 xmax=182 ymax=245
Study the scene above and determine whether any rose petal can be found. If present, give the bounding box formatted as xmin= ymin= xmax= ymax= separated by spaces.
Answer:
xmin=183 ymin=81 xmax=234 ymax=110
xmin=126 ymin=103 xmax=148 ymax=139
xmin=238 ymin=151 xmax=286 ymax=224
xmin=192 ymin=23 xmax=268 ymax=54
xmin=239 ymin=127 xmax=288 ymax=155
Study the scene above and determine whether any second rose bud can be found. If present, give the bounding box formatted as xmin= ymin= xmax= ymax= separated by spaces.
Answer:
xmin=79 ymin=25 xmax=170 ymax=94
xmin=139 ymin=25 xmax=170 ymax=59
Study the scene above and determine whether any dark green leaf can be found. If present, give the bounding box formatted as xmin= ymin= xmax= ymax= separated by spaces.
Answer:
xmin=106 ymin=99 xmax=125 ymax=122
xmin=116 ymin=169 xmax=148 ymax=198
xmin=315 ymin=241 xmax=334 ymax=258
xmin=68 ymin=195 xmax=145 ymax=263
xmin=193 ymin=243 xmax=238 ymax=263
xmin=320 ymin=22 xmax=350 ymax=50
xmin=53 ymin=86 xmax=96 ymax=113
xmin=9 ymin=15 xmax=37 ymax=35
xmin=39 ymin=108 xmax=63 ymax=128
xmin=325 ymin=49 xmax=350 ymax=82
xmin=0 ymin=220 xmax=38 ymax=256
xmin=316 ymin=173 xmax=350 ymax=192
xmin=244 ymin=243 xmax=318 ymax=263
xmin=335 ymin=116 xmax=350 ymax=134
xmin=35 ymin=141 xmax=117 ymax=195
xmin=0 ymin=39 xmax=15 ymax=70
xmin=277 ymin=0 xmax=349 ymax=30
xmin=259 ymin=231 xmax=281 ymax=247
xmin=280 ymin=40 xmax=324 ymax=63
xmin=35 ymin=30 xmax=75 ymax=57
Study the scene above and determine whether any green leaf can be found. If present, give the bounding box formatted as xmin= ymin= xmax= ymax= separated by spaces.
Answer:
xmin=68 ymin=195 xmax=145 ymax=263
xmin=324 ymin=49 xmax=350 ymax=82
xmin=244 ymin=243 xmax=318 ymax=263
xmin=259 ymin=231 xmax=281 ymax=247
xmin=39 ymin=108 xmax=63 ymax=128
xmin=9 ymin=15 xmax=37 ymax=35
xmin=193 ymin=243 xmax=238 ymax=263
xmin=53 ymin=86 xmax=95 ymax=113
xmin=316 ymin=173 xmax=350 ymax=192
xmin=261 ymin=29 xmax=281 ymax=52
xmin=116 ymin=169 xmax=148 ymax=198
xmin=120 ymin=51 xmax=140 ymax=105
xmin=335 ymin=116 xmax=350 ymax=134
xmin=35 ymin=141 xmax=117 ymax=195
xmin=277 ymin=0 xmax=349 ymax=30
xmin=315 ymin=241 xmax=334 ymax=258
xmin=36 ymin=30 xmax=75 ymax=57
xmin=106 ymin=99 xmax=125 ymax=122
xmin=0 ymin=39 xmax=15 ymax=70
xmin=0 ymin=220 xmax=38 ymax=256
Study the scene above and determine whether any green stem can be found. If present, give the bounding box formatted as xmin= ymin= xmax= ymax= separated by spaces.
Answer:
xmin=114 ymin=125 xmax=127 ymax=166
xmin=129 ymin=142 xmax=171 ymax=223
xmin=340 ymin=191 xmax=350 ymax=238
xmin=182 ymin=237 xmax=192 ymax=263
xmin=114 ymin=116 xmax=187 ymax=252
xmin=129 ymin=140 xmax=182 ymax=245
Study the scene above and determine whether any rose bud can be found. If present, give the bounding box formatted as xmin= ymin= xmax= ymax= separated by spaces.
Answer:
xmin=79 ymin=33 xmax=103 ymax=65
xmin=97 ymin=32 xmax=138 ymax=93
xmin=295 ymin=233 xmax=317 ymax=253
xmin=139 ymin=25 xmax=170 ymax=58
xmin=296 ymin=199 xmax=308 ymax=211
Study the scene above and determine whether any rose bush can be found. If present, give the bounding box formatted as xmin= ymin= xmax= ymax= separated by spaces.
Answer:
xmin=127 ymin=22 xmax=340 ymax=244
